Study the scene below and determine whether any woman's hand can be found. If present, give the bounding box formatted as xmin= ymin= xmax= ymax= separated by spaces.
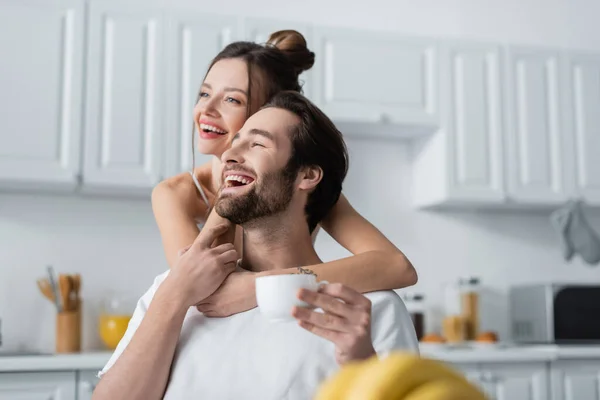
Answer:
xmin=195 ymin=267 xmax=258 ymax=317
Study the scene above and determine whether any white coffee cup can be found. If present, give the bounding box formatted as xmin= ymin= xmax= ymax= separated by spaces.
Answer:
xmin=255 ymin=274 xmax=328 ymax=322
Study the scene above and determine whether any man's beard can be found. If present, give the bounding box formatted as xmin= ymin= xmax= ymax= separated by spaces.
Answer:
xmin=215 ymin=162 xmax=297 ymax=226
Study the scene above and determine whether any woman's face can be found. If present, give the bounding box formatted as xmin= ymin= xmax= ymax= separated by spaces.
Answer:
xmin=193 ymin=58 xmax=250 ymax=158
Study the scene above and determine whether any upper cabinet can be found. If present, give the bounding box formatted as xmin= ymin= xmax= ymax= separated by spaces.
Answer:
xmin=163 ymin=13 xmax=238 ymax=178
xmin=0 ymin=2 xmax=596 ymax=206
xmin=0 ymin=0 xmax=84 ymax=189
xmin=243 ymin=19 xmax=314 ymax=100
xmin=312 ymin=28 xmax=440 ymax=138
xmin=413 ymin=42 xmax=505 ymax=207
xmin=82 ymin=1 xmax=165 ymax=191
xmin=504 ymin=47 xmax=574 ymax=204
xmin=565 ymin=53 xmax=600 ymax=205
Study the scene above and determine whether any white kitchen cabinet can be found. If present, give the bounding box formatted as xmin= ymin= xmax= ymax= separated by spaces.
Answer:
xmin=312 ymin=27 xmax=439 ymax=138
xmin=76 ymin=370 xmax=99 ymax=400
xmin=551 ymin=360 xmax=600 ymax=400
xmin=0 ymin=372 xmax=76 ymax=400
xmin=480 ymin=362 xmax=549 ymax=400
xmin=504 ymin=47 xmax=574 ymax=204
xmin=450 ymin=362 xmax=486 ymax=389
xmin=565 ymin=53 xmax=600 ymax=205
xmin=163 ymin=13 xmax=237 ymax=178
xmin=413 ymin=43 xmax=505 ymax=207
xmin=0 ymin=0 xmax=84 ymax=190
xmin=243 ymin=19 xmax=314 ymax=100
xmin=83 ymin=1 xmax=165 ymax=191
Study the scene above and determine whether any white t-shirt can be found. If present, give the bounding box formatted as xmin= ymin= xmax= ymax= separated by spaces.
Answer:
xmin=99 ymin=270 xmax=419 ymax=400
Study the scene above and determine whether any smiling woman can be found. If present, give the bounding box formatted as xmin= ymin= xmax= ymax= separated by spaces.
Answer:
xmin=151 ymin=30 xmax=418 ymax=318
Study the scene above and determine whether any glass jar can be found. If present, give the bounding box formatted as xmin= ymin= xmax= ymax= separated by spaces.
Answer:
xmin=403 ymin=293 xmax=425 ymax=340
xmin=442 ymin=281 xmax=466 ymax=343
xmin=98 ymin=294 xmax=135 ymax=350
xmin=460 ymin=277 xmax=480 ymax=341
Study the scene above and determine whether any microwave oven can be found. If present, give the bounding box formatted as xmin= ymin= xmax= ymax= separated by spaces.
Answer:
xmin=510 ymin=283 xmax=600 ymax=343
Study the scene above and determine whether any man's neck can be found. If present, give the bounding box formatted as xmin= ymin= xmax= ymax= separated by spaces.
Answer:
xmin=241 ymin=214 xmax=321 ymax=272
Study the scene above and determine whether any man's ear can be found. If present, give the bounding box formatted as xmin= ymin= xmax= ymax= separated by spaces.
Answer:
xmin=298 ymin=165 xmax=323 ymax=192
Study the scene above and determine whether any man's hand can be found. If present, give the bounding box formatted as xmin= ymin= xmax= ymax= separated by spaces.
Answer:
xmin=196 ymin=268 xmax=258 ymax=317
xmin=165 ymin=224 xmax=239 ymax=308
xmin=291 ymin=283 xmax=376 ymax=365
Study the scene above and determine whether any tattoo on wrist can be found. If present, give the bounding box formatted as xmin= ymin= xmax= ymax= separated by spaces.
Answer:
xmin=297 ymin=267 xmax=316 ymax=276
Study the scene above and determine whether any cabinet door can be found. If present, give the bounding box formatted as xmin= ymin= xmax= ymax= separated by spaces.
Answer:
xmin=443 ymin=43 xmax=505 ymax=203
xmin=0 ymin=372 xmax=76 ymax=400
xmin=0 ymin=0 xmax=84 ymax=189
xmin=76 ymin=370 xmax=99 ymax=400
xmin=566 ymin=53 xmax=600 ymax=205
xmin=243 ymin=19 xmax=313 ymax=100
xmin=83 ymin=1 xmax=165 ymax=190
xmin=480 ymin=362 xmax=549 ymax=400
xmin=505 ymin=47 xmax=573 ymax=204
xmin=163 ymin=13 xmax=237 ymax=178
xmin=450 ymin=362 xmax=486 ymax=390
xmin=312 ymin=27 xmax=439 ymax=137
xmin=551 ymin=360 xmax=600 ymax=400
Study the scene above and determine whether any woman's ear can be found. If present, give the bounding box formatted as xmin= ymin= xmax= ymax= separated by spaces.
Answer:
xmin=298 ymin=165 xmax=323 ymax=192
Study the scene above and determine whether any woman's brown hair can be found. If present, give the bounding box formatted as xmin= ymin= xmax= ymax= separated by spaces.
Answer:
xmin=191 ymin=30 xmax=315 ymax=171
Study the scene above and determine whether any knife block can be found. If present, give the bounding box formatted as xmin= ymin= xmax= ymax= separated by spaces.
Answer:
xmin=56 ymin=304 xmax=81 ymax=353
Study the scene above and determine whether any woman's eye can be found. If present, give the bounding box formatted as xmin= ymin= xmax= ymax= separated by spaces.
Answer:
xmin=199 ymin=92 xmax=209 ymax=98
xmin=251 ymin=142 xmax=265 ymax=148
xmin=225 ymin=97 xmax=242 ymax=104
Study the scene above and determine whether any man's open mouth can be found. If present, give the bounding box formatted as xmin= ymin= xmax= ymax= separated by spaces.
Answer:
xmin=224 ymin=174 xmax=255 ymax=188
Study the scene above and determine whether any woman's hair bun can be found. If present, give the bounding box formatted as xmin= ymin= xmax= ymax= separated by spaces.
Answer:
xmin=266 ymin=30 xmax=315 ymax=74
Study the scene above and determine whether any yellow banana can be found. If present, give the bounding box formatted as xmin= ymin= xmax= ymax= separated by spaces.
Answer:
xmin=314 ymin=361 xmax=370 ymax=400
xmin=314 ymin=352 xmax=487 ymax=400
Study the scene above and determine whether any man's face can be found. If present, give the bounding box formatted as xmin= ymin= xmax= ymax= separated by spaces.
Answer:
xmin=215 ymin=107 xmax=300 ymax=225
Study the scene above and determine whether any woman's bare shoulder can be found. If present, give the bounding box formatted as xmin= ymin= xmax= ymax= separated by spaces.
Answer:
xmin=152 ymin=172 xmax=203 ymax=214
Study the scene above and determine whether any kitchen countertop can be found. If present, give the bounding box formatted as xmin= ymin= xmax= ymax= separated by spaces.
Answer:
xmin=0 ymin=351 xmax=112 ymax=372
xmin=2 ymin=345 xmax=600 ymax=372
xmin=419 ymin=343 xmax=600 ymax=363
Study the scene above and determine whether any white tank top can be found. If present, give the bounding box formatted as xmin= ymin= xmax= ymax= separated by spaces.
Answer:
xmin=189 ymin=171 xmax=210 ymax=207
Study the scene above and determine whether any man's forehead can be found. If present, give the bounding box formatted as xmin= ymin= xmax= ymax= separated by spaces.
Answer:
xmin=240 ymin=107 xmax=300 ymax=141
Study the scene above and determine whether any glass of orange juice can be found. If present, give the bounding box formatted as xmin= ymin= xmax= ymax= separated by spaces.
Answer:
xmin=98 ymin=295 xmax=134 ymax=350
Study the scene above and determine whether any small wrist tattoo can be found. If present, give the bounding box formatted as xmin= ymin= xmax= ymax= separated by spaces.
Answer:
xmin=297 ymin=267 xmax=316 ymax=276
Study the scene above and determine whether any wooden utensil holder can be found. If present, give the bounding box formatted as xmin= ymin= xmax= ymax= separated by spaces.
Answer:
xmin=56 ymin=306 xmax=81 ymax=353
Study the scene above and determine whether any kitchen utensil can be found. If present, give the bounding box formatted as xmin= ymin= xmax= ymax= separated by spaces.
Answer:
xmin=71 ymin=273 xmax=81 ymax=310
xmin=36 ymin=279 xmax=55 ymax=304
xmin=46 ymin=265 xmax=62 ymax=312
xmin=59 ymin=274 xmax=72 ymax=312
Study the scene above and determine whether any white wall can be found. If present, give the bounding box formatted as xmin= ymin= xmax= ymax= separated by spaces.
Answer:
xmin=3 ymin=0 xmax=600 ymax=351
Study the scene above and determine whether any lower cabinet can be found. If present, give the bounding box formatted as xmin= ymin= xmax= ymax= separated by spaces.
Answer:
xmin=0 ymin=370 xmax=99 ymax=400
xmin=551 ymin=360 xmax=600 ymax=400
xmin=479 ymin=362 xmax=549 ymax=400
xmin=76 ymin=371 xmax=100 ymax=400
xmin=0 ymin=372 xmax=76 ymax=400
xmin=451 ymin=362 xmax=549 ymax=400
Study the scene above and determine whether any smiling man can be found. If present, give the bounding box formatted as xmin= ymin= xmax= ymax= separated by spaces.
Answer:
xmin=93 ymin=91 xmax=418 ymax=400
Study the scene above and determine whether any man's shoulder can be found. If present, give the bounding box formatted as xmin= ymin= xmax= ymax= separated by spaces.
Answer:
xmin=364 ymin=290 xmax=419 ymax=353
xmin=364 ymin=290 xmax=406 ymax=311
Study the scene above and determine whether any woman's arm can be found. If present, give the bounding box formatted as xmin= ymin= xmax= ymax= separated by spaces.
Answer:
xmin=308 ymin=193 xmax=417 ymax=290
xmin=152 ymin=166 xmax=236 ymax=267
xmin=197 ymin=194 xmax=416 ymax=317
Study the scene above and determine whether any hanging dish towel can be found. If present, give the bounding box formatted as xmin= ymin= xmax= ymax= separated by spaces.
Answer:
xmin=551 ymin=199 xmax=600 ymax=265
